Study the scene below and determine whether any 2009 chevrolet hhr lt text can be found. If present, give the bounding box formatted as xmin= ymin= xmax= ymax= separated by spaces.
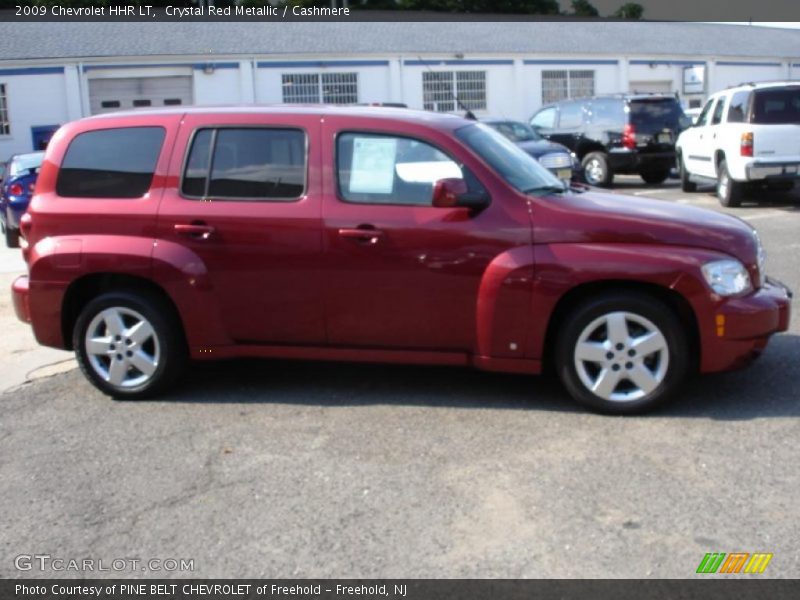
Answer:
xmin=10 ymin=107 xmax=792 ymax=413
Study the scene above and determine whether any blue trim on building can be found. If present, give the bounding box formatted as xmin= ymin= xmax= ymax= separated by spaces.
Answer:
xmin=0 ymin=67 xmax=64 ymax=76
xmin=83 ymin=63 xmax=240 ymax=72
xmin=716 ymin=61 xmax=783 ymax=67
xmin=403 ymin=59 xmax=514 ymax=66
xmin=257 ymin=60 xmax=390 ymax=69
xmin=630 ymin=60 xmax=705 ymax=66
xmin=523 ymin=59 xmax=618 ymax=65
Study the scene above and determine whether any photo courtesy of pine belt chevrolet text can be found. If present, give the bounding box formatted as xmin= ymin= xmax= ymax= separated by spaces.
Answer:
xmin=10 ymin=106 xmax=793 ymax=414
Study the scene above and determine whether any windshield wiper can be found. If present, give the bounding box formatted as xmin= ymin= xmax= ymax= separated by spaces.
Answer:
xmin=523 ymin=184 xmax=567 ymax=195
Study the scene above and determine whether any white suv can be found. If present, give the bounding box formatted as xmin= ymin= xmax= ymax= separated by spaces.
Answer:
xmin=676 ymin=81 xmax=800 ymax=207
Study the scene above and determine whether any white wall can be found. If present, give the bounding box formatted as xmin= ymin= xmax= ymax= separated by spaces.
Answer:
xmin=254 ymin=62 xmax=391 ymax=104
xmin=0 ymin=53 xmax=798 ymax=158
xmin=194 ymin=66 xmax=242 ymax=105
xmin=0 ymin=70 xmax=70 ymax=158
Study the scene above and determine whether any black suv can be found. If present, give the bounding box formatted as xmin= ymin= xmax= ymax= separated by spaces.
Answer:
xmin=529 ymin=94 xmax=691 ymax=186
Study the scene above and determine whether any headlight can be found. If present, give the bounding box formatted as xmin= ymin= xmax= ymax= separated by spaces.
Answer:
xmin=701 ymin=259 xmax=752 ymax=296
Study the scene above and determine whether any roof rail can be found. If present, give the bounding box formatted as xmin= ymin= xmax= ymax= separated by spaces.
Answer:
xmin=727 ymin=79 xmax=800 ymax=89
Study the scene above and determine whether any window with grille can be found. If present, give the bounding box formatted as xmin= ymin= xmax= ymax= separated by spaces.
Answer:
xmin=542 ymin=70 xmax=595 ymax=104
xmin=0 ymin=84 xmax=9 ymax=135
xmin=281 ymin=72 xmax=358 ymax=105
xmin=423 ymin=71 xmax=486 ymax=113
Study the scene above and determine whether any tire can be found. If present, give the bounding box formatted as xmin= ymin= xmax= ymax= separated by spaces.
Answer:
xmin=555 ymin=292 xmax=689 ymax=414
xmin=73 ymin=290 xmax=187 ymax=399
xmin=716 ymin=159 xmax=743 ymax=208
xmin=581 ymin=152 xmax=614 ymax=187
xmin=639 ymin=166 xmax=671 ymax=185
xmin=5 ymin=225 xmax=19 ymax=249
xmin=678 ymin=154 xmax=697 ymax=192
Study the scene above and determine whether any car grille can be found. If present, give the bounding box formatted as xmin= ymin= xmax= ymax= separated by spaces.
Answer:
xmin=538 ymin=152 xmax=573 ymax=169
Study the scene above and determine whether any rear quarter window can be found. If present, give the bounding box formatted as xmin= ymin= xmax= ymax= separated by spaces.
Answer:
xmin=56 ymin=127 xmax=165 ymax=198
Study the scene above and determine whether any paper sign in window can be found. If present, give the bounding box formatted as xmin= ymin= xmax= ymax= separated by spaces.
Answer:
xmin=349 ymin=137 xmax=397 ymax=194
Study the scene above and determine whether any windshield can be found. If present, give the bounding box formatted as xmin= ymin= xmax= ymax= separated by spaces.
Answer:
xmin=455 ymin=123 xmax=562 ymax=194
xmin=11 ymin=152 xmax=45 ymax=176
xmin=486 ymin=121 xmax=541 ymax=143
xmin=752 ymin=87 xmax=800 ymax=124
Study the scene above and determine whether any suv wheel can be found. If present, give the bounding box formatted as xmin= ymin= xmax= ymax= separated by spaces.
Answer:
xmin=678 ymin=153 xmax=697 ymax=192
xmin=581 ymin=152 xmax=614 ymax=187
xmin=74 ymin=290 xmax=187 ymax=399
xmin=716 ymin=159 xmax=743 ymax=207
xmin=639 ymin=166 xmax=671 ymax=185
xmin=555 ymin=293 xmax=688 ymax=414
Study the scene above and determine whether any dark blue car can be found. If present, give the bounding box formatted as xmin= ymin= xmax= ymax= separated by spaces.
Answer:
xmin=1 ymin=151 xmax=44 ymax=248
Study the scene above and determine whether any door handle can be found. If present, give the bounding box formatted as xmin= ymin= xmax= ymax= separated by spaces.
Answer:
xmin=338 ymin=227 xmax=384 ymax=244
xmin=174 ymin=223 xmax=215 ymax=240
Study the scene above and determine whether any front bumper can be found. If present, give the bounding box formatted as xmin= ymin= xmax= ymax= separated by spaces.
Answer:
xmin=11 ymin=275 xmax=31 ymax=323
xmin=701 ymin=277 xmax=792 ymax=372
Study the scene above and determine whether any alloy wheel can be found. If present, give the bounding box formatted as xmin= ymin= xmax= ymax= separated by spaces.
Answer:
xmin=573 ymin=311 xmax=669 ymax=402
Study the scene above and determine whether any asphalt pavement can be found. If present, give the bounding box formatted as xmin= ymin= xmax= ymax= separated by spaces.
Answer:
xmin=1 ymin=178 xmax=798 ymax=578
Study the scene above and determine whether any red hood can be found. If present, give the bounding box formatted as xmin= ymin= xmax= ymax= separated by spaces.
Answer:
xmin=531 ymin=190 xmax=758 ymax=266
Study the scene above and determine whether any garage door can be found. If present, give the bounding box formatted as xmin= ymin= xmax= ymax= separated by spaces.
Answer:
xmin=88 ymin=76 xmax=193 ymax=114
xmin=629 ymin=81 xmax=673 ymax=95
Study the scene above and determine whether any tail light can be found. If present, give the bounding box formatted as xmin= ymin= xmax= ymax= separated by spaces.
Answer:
xmin=740 ymin=132 xmax=754 ymax=157
xmin=622 ymin=124 xmax=636 ymax=150
xmin=8 ymin=182 xmax=23 ymax=196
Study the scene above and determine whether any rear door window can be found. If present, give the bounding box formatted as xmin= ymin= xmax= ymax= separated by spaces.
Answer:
xmin=56 ymin=127 xmax=165 ymax=198
xmin=557 ymin=102 xmax=584 ymax=128
xmin=181 ymin=127 xmax=306 ymax=201
xmin=588 ymin=99 xmax=625 ymax=128
xmin=751 ymin=87 xmax=800 ymax=124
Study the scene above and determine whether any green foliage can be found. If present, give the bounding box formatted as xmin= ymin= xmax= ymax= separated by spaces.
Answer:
xmin=570 ymin=0 xmax=599 ymax=16
xmin=613 ymin=2 xmax=644 ymax=18
xmin=399 ymin=0 xmax=560 ymax=14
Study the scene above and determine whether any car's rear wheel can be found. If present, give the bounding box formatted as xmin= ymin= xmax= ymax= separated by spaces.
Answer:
xmin=555 ymin=293 xmax=688 ymax=414
xmin=716 ymin=159 xmax=743 ymax=207
xmin=639 ymin=166 xmax=671 ymax=185
xmin=4 ymin=225 xmax=19 ymax=248
xmin=73 ymin=290 xmax=186 ymax=399
xmin=581 ymin=152 xmax=614 ymax=187
xmin=678 ymin=153 xmax=697 ymax=192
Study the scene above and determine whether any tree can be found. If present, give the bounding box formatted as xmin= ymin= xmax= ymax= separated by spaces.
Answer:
xmin=613 ymin=2 xmax=644 ymax=19
xmin=569 ymin=0 xmax=599 ymax=16
xmin=399 ymin=1 xmax=561 ymax=14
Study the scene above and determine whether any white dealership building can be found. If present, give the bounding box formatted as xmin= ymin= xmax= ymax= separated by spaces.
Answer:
xmin=0 ymin=20 xmax=798 ymax=156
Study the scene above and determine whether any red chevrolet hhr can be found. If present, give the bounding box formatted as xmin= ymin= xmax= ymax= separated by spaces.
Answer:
xmin=11 ymin=107 xmax=792 ymax=413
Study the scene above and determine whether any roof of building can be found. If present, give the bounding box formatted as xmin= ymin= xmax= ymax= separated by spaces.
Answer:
xmin=1 ymin=21 xmax=799 ymax=62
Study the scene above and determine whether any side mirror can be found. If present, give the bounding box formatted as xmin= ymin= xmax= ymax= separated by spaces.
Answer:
xmin=432 ymin=178 xmax=490 ymax=211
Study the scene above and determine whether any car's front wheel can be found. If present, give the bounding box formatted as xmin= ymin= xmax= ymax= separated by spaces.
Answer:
xmin=555 ymin=293 xmax=689 ymax=414
xmin=73 ymin=290 xmax=187 ymax=399
xmin=3 ymin=210 xmax=19 ymax=248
